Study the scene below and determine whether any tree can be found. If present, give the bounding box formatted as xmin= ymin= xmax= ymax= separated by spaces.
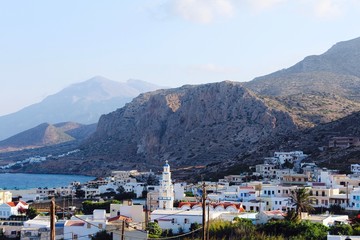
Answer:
xmin=284 ymin=209 xmax=298 ymax=222
xmin=91 ymin=230 xmax=112 ymax=240
xmin=82 ymin=200 xmax=121 ymax=214
xmin=147 ymin=222 xmax=162 ymax=238
xmin=329 ymin=204 xmax=345 ymax=214
xmin=190 ymin=222 xmax=200 ymax=231
xmin=75 ymin=189 xmax=85 ymax=198
xmin=114 ymin=191 xmax=136 ymax=201
xmin=260 ymin=220 xmax=328 ymax=240
xmin=117 ymin=186 xmax=125 ymax=194
xmin=329 ymin=224 xmax=353 ymax=236
xmin=26 ymin=207 xmax=38 ymax=219
xmin=289 ymin=188 xmax=314 ymax=221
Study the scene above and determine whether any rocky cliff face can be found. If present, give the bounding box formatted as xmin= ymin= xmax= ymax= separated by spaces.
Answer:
xmin=81 ymin=81 xmax=298 ymax=171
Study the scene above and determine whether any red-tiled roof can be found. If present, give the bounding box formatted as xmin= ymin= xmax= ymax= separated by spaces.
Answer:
xmin=179 ymin=202 xmax=245 ymax=212
xmin=108 ymin=215 xmax=132 ymax=222
xmin=65 ymin=220 xmax=85 ymax=227
xmin=6 ymin=202 xmax=16 ymax=207
xmin=263 ymin=210 xmax=286 ymax=216
xmin=239 ymin=187 xmax=255 ymax=189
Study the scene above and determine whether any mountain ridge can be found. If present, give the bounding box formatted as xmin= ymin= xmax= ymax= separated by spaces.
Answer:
xmin=244 ymin=37 xmax=360 ymax=99
xmin=0 ymin=122 xmax=96 ymax=152
xmin=0 ymin=76 xmax=161 ymax=140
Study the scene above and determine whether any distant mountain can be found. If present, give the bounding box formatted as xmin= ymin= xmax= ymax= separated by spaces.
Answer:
xmin=244 ymin=37 xmax=360 ymax=99
xmin=0 ymin=122 xmax=96 ymax=152
xmin=0 ymin=76 xmax=161 ymax=140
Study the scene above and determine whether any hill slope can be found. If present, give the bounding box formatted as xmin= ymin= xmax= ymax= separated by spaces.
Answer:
xmin=0 ymin=122 xmax=96 ymax=152
xmin=75 ymin=81 xmax=298 ymax=171
xmin=0 ymin=76 xmax=161 ymax=140
xmin=244 ymin=37 xmax=360 ymax=99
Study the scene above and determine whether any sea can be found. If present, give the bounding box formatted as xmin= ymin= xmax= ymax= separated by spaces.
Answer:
xmin=0 ymin=173 xmax=95 ymax=190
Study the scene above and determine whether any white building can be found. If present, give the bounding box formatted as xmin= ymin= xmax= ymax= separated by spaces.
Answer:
xmin=265 ymin=151 xmax=307 ymax=165
xmin=150 ymin=209 xmax=222 ymax=234
xmin=349 ymin=187 xmax=360 ymax=210
xmin=174 ymin=182 xmax=186 ymax=201
xmin=255 ymin=164 xmax=276 ymax=178
xmin=351 ymin=164 xmax=360 ymax=174
xmin=21 ymin=216 xmax=52 ymax=239
xmin=64 ymin=210 xmax=107 ymax=240
xmin=158 ymin=161 xmax=174 ymax=210
xmin=0 ymin=190 xmax=12 ymax=204
xmin=0 ymin=201 xmax=28 ymax=219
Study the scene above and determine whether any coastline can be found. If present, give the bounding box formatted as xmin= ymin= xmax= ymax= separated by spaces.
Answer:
xmin=0 ymin=173 xmax=94 ymax=190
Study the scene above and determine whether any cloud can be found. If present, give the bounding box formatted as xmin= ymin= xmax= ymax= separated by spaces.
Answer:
xmin=312 ymin=0 xmax=343 ymax=19
xmin=246 ymin=0 xmax=287 ymax=11
xmin=172 ymin=0 xmax=235 ymax=24
xmin=147 ymin=0 xmax=358 ymax=23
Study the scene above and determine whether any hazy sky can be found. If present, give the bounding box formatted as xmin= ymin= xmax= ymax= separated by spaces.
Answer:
xmin=1 ymin=0 xmax=360 ymax=116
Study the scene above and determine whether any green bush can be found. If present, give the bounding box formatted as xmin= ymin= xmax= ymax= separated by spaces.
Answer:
xmin=147 ymin=222 xmax=162 ymax=238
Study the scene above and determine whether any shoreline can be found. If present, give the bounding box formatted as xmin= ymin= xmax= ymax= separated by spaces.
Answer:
xmin=0 ymin=173 xmax=94 ymax=191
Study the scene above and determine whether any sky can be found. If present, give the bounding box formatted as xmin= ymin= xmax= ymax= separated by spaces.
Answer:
xmin=1 ymin=0 xmax=360 ymax=116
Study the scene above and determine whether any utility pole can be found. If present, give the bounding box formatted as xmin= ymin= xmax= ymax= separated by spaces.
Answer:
xmin=62 ymin=197 xmax=65 ymax=220
xmin=121 ymin=220 xmax=125 ymax=240
xmin=347 ymin=182 xmax=349 ymax=207
xmin=145 ymin=191 xmax=149 ymax=229
xmin=50 ymin=197 xmax=56 ymax=240
xmin=202 ymin=182 xmax=206 ymax=240
xmin=207 ymin=200 xmax=210 ymax=240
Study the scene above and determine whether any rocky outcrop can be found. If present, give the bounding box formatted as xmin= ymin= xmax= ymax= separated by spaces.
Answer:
xmin=81 ymin=81 xmax=299 ymax=170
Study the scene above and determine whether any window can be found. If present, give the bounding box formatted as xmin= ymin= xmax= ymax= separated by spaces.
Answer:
xmin=171 ymin=218 xmax=177 ymax=224
xmin=73 ymin=234 xmax=78 ymax=240
xmin=184 ymin=218 xmax=189 ymax=224
xmin=87 ymin=223 xmax=91 ymax=229
xmin=98 ymin=223 xmax=103 ymax=229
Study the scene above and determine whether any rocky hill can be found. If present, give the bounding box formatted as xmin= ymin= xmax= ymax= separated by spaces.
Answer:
xmin=69 ymin=81 xmax=298 ymax=173
xmin=0 ymin=122 xmax=96 ymax=152
xmin=11 ymin=81 xmax=360 ymax=179
xmin=263 ymin=92 xmax=360 ymax=128
xmin=0 ymin=76 xmax=161 ymax=140
xmin=244 ymin=37 xmax=360 ymax=99
xmin=5 ymin=36 xmax=360 ymax=179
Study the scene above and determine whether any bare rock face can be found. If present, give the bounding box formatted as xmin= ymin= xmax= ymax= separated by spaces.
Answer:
xmin=82 ymin=81 xmax=298 ymax=170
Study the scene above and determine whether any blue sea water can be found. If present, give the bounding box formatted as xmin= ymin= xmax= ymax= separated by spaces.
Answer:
xmin=0 ymin=173 xmax=95 ymax=190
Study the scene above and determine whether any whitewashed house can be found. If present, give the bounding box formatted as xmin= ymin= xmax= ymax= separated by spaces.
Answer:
xmin=0 ymin=190 xmax=12 ymax=204
xmin=64 ymin=210 xmax=107 ymax=240
xmin=0 ymin=201 xmax=28 ymax=219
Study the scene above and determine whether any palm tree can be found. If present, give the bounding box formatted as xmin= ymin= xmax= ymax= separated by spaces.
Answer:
xmin=289 ymin=187 xmax=314 ymax=221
